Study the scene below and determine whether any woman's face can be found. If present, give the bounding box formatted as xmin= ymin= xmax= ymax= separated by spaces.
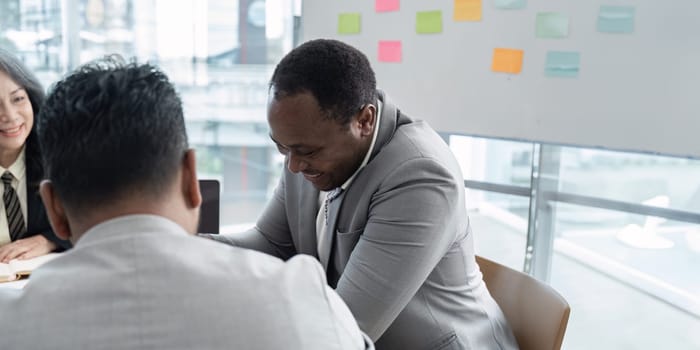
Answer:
xmin=0 ymin=70 xmax=33 ymax=154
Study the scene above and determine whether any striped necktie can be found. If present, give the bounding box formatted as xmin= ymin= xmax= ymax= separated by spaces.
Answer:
xmin=2 ymin=171 xmax=25 ymax=241
xmin=317 ymin=187 xmax=343 ymax=269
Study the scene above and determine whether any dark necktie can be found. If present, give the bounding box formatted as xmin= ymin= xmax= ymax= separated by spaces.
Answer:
xmin=2 ymin=171 xmax=25 ymax=241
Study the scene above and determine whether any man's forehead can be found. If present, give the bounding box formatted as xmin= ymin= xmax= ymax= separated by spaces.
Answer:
xmin=268 ymin=133 xmax=310 ymax=149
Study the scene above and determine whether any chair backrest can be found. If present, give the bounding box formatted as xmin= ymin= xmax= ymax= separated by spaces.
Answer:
xmin=476 ymin=255 xmax=571 ymax=350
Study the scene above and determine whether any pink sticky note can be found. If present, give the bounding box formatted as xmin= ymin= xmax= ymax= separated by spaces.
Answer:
xmin=378 ymin=41 xmax=402 ymax=62
xmin=376 ymin=0 xmax=400 ymax=12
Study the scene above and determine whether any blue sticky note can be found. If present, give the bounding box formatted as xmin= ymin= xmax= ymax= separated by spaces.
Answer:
xmin=545 ymin=51 xmax=580 ymax=78
xmin=597 ymin=6 xmax=635 ymax=33
xmin=495 ymin=0 xmax=526 ymax=10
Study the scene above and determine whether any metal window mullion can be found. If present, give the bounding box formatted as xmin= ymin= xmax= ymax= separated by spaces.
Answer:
xmin=60 ymin=0 xmax=80 ymax=72
xmin=525 ymin=144 xmax=561 ymax=282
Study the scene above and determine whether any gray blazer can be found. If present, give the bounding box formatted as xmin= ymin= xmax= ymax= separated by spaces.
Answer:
xmin=0 ymin=215 xmax=372 ymax=350
xmin=211 ymin=92 xmax=518 ymax=350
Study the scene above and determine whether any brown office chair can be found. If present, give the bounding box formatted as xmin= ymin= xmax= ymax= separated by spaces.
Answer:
xmin=476 ymin=255 xmax=571 ymax=350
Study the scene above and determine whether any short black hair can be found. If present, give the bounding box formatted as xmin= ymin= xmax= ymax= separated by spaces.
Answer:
xmin=38 ymin=57 xmax=188 ymax=211
xmin=270 ymin=39 xmax=377 ymax=125
xmin=0 ymin=49 xmax=46 ymax=190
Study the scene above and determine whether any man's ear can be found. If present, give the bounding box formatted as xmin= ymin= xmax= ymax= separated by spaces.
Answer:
xmin=182 ymin=149 xmax=202 ymax=209
xmin=39 ymin=180 xmax=72 ymax=240
xmin=356 ymin=104 xmax=377 ymax=137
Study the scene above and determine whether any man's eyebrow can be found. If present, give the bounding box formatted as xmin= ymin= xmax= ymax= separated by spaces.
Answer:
xmin=268 ymin=134 xmax=307 ymax=149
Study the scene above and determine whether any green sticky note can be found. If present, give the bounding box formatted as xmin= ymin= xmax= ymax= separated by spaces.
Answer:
xmin=416 ymin=11 xmax=442 ymax=34
xmin=338 ymin=13 xmax=361 ymax=34
xmin=535 ymin=12 xmax=569 ymax=39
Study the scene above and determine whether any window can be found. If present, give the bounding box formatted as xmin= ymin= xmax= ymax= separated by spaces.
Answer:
xmin=449 ymin=134 xmax=700 ymax=350
xmin=1 ymin=0 xmax=300 ymax=228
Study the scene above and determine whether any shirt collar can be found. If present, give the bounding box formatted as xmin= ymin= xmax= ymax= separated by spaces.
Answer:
xmin=340 ymin=99 xmax=382 ymax=191
xmin=0 ymin=146 xmax=26 ymax=182
xmin=75 ymin=214 xmax=190 ymax=247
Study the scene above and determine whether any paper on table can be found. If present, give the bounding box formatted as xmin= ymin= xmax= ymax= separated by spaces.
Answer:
xmin=0 ymin=279 xmax=28 ymax=290
xmin=0 ymin=253 xmax=61 ymax=282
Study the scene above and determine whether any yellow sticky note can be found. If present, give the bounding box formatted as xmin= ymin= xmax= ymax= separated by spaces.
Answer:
xmin=491 ymin=48 xmax=524 ymax=74
xmin=454 ymin=0 xmax=482 ymax=21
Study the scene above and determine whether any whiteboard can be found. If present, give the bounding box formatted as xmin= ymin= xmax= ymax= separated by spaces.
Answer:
xmin=302 ymin=0 xmax=700 ymax=158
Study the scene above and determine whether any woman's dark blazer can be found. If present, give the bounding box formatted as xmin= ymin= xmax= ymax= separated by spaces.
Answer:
xmin=13 ymin=145 xmax=72 ymax=251
xmin=20 ymin=182 xmax=71 ymax=251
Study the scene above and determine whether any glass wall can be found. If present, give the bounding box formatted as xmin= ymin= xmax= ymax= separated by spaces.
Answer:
xmin=1 ymin=0 xmax=299 ymax=228
xmin=449 ymin=135 xmax=700 ymax=350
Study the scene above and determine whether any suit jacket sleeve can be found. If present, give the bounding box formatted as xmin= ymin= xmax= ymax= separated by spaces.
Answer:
xmin=206 ymin=174 xmax=297 ymax=259
xmin=335 ymin=157 xmax=463 ymax=341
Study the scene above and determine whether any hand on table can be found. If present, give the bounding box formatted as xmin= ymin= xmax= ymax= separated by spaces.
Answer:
xmin=0 ymin=235 xmax=57 ymax=263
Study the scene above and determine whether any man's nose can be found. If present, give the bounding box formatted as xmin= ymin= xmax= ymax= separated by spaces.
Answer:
xmin=287 ymin=154 xmax=308 ymax=174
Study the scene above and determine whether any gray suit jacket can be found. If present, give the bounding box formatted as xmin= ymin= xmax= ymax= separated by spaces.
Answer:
xmin=211 ymin=92 xmax=519 ymax=350
xmin=0 ymin=215 xmax=372 ymax=350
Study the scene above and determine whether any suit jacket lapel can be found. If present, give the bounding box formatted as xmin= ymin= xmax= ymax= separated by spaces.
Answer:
xmin=295 ymin=178 xmax=321 ymax=257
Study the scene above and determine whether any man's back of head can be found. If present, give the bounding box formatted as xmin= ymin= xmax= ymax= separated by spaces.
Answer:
xmin=37 ymin=57 xmax=201 ymax=241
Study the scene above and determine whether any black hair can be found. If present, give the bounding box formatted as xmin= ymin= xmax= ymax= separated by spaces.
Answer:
xmin=270 ymin=39 xmax=377 ymax=124
xmin=37 ymin=57 xmax=188 ymax=211
xmin=0 ymin=49 xmax=46 ymax=191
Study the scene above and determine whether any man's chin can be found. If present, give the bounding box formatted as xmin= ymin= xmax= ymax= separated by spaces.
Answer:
xmin=309 ymin=181 xmax=332 ymax=191
xmin=310 ymin=179 xmax=336 ymax=192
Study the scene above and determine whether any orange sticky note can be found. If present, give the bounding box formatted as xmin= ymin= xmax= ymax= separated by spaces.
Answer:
xmin=378 ymin=41 xmax=402 ymax=63
xmin=454 ymin=0 xmax=482 ymax=21
xmin=491 ymin=48 xmax=524 ymax=74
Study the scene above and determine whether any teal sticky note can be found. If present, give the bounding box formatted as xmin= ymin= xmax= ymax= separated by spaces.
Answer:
xmin=338 ymin=13 xmax=361 ymax=34
xmin=416 ymin=11 xmax=442 ymax=34
xmin=597 ymin=6 xmax=635 ymax=33
xmin=495 ymin=0 xmax=526 ymax=10
xmin=536 ymin=12 xmax=569 ymax=39
xmin=545 ymin=51 xmax=580 ymax=78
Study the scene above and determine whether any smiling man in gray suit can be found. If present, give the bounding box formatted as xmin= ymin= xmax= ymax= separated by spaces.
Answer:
xmin=207 ymin=39 xmax=519 ymax=349
xmin=0 ymin=58 xmax=372 ymax=350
